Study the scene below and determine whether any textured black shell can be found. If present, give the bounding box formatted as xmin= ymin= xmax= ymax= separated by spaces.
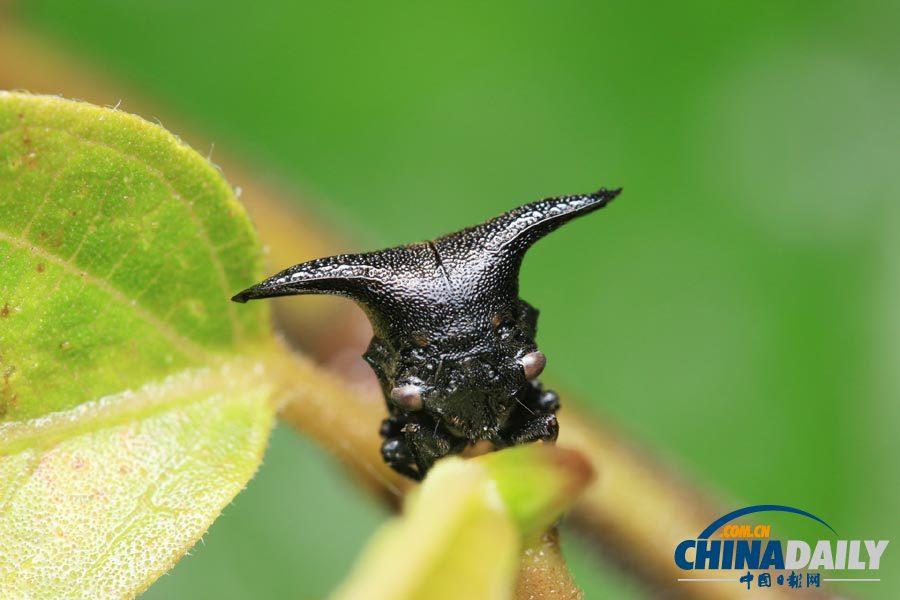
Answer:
xmin=233 ymin=187 xmax=621 ymax=478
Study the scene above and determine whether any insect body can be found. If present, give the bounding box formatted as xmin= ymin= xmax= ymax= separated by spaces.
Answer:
xmin=233 ymin=187 xmax=621 ymax=479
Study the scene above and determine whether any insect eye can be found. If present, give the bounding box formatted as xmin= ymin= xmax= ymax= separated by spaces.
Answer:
xmin=519 ymin=351 xmax=546 ymax=380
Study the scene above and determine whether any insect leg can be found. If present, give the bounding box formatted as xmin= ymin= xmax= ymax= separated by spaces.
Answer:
xmin=497 ymin=380 xmax=560 ymax=447
xmin=379 ymin=415 xmax=421 ymax=479
xmin=401 ymin=419 xmax=467 ymax=478
xmin=381 ymin=436 xmax=421 ymax=480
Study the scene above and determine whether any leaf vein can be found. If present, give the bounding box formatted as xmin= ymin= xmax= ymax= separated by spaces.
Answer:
xmin=0 ymin=229 xmax=211 ymax=362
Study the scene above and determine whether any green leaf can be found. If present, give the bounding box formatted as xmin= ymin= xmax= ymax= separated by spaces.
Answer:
xmin=329 ymin=444 xmax=593 ymax=600
xmin=0 ymin=92 xmax=277 ymax=598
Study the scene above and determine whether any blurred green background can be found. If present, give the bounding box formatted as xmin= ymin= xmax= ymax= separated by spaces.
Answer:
xmin=8 ymin=1 xmax=898 ymax=598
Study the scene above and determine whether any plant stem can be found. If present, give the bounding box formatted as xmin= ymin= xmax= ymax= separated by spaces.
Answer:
xmin=272 ymin=348 xmax=412 ymax=506
xmin=517 ymin=529 xmax=582 ymax=600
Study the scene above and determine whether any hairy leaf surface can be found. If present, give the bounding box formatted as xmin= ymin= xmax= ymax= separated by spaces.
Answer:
xmin=0 ymin=93 xmax=276 ymax=598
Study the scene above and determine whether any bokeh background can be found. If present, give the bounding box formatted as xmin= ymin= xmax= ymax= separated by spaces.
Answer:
xmin=4 ymin=1 xmax=898 ymax=598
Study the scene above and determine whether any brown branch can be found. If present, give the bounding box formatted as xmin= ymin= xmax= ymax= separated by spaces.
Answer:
xmin=270 ymin=348 xmax=412 ymax=507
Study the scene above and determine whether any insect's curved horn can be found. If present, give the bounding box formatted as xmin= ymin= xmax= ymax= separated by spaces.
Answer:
xmin=231 ymin=252 xmax=400 ymax=310
xmin=478 ymin=187 xmax=622 ymax=258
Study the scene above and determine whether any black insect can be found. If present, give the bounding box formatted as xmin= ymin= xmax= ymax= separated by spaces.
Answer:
xmin=233 ymin=187 xmax=621 ymax=480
